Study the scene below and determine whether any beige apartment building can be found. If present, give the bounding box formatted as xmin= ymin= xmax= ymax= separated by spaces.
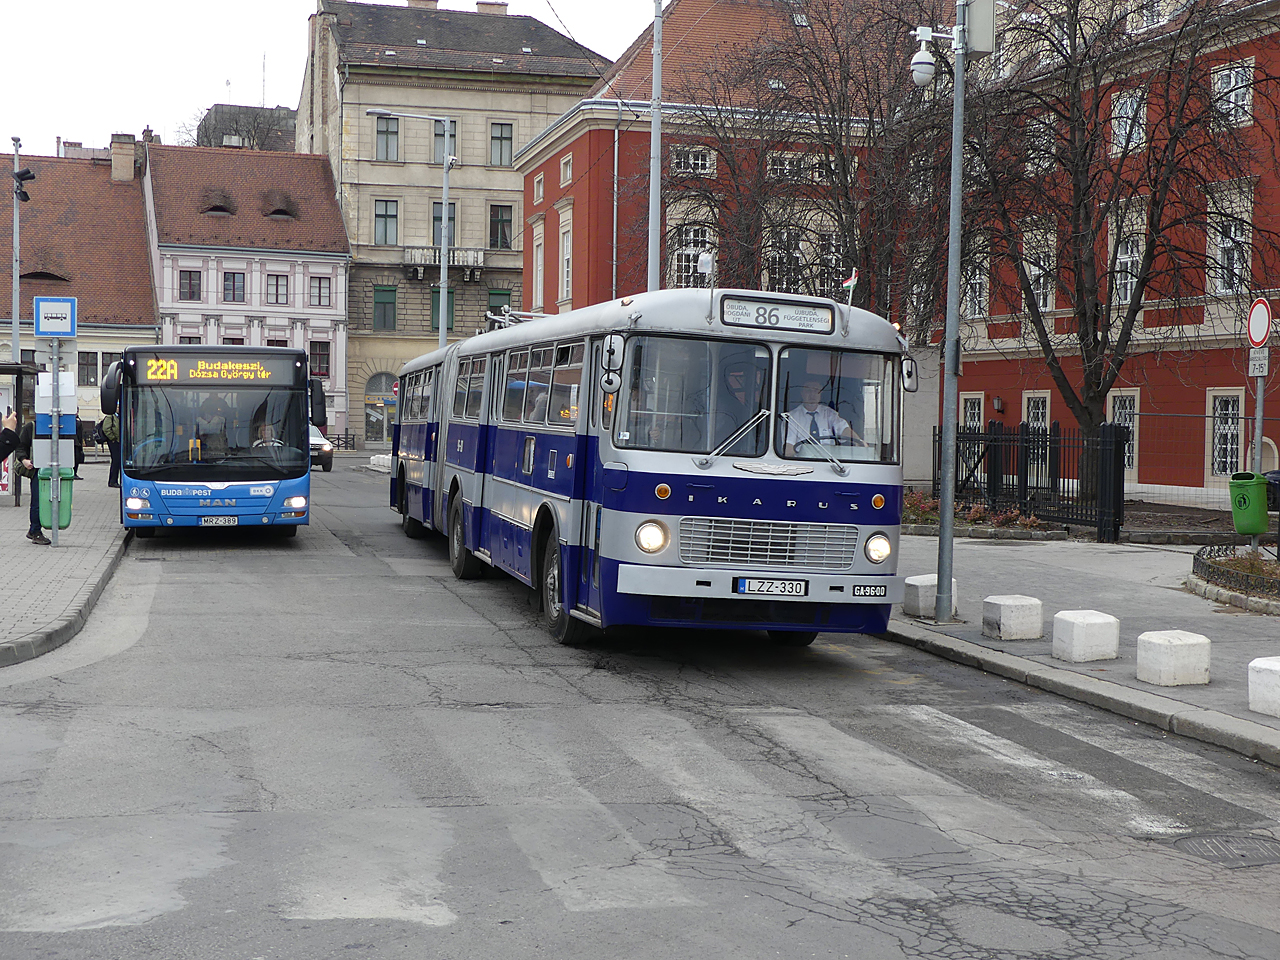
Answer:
xmin=296 ymin=0 xmax=608 ymax=446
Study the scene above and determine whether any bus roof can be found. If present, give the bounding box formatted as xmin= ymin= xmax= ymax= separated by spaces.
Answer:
xmin=398 ymin=288 xmax=902 ymax=377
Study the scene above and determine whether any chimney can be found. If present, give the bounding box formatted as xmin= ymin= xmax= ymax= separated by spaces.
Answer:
xmin=477 ymin=1 xmax=508 ymax=13
xmin=111 ymin=133 xmax=136 ymax=182
xmin=406 ymin=0 xmax=439 ymax=8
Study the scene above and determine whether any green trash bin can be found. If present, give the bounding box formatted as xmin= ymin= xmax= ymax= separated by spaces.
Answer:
xmin=38 ymin=467 xmax=74 ymax=531
xmin=1228 ymin=472 xmax=1270 ymax=536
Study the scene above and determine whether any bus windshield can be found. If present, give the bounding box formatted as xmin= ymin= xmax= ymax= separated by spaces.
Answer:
xmin=125 ymin=384 xmax=309 ymax=480
xmin=614 ymin=336 xmax=771 ymax=455
xmin=776 ymin=347 xmax=899 ymax=463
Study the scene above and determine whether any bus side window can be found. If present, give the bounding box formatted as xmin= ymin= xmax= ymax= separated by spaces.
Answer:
xmin=549 ymin=341 xmax=584 ymax=426
xmin=466 ymin=357 xmax=487 ymax=420
xmin=412 ymin=371 xmax=425 ymax=420
xmin=453 ymin=360 xmax=470 ymax=419
xmin=488 ymin=355 xmax=504 ymax=420
xmin=423 ymin=369 xmax=434 ymax=421
xmin=504 ymin=350 xmax=528 ymax=421
xmin=524 ymin=347 xmax=553 ymax=424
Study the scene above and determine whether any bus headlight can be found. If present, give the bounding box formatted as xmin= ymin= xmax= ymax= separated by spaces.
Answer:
xmin=284 ymin=496 xmax=308 ymax=509
xmin=864 ymin=534 xmax=892 ymax=564
xmin=635 ymin=520 xmax=669 ymax=553
xmin=125 ymin=497 xmax=149 ymax=510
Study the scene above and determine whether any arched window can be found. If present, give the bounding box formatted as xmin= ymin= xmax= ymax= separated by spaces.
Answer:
xmin=364 ymin=372 xmax=397 ymax=444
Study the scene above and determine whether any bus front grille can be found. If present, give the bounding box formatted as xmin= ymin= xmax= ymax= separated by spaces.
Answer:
xmin=678 ymin=518 xmax=859 ymax=569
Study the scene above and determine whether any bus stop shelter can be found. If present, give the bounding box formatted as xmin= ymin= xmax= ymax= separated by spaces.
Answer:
xmin=2 ymin=361 xmax=41 ymax=506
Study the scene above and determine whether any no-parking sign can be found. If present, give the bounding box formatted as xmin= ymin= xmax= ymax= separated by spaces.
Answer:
xmin=1247 ymin=297 xmax=1272 ymax=348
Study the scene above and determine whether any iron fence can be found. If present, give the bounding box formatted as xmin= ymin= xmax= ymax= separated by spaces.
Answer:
xmin=933 ymin=421 xmax=1128 ymax=541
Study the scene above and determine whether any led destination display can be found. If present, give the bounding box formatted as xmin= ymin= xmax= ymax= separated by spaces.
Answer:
xmin=134 ymin=353 xmax=298 ymax=384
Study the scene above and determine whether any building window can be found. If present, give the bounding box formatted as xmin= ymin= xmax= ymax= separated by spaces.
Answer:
xmin=1024 ymin=392 xmax=1050 ymax=466
xmin=1108 ymin=391 xmax=1138 ymax=472
xmin=962 ymin=395 xmax=983 ymax=429
xmin=767 ymin=152 xmax=807 ymax=180
xmin=433 ymin=119 xmax=457 ymax=163
xmin=489 ymin=205 xmax=513 ymax=250
xmin=559 ymin=226 xmax=572 ymax=301
xmin=1213 ymin=63 xmax=1253 ymax=127
xmin=309 ymin=341 xmax=331 ymax=377
xmin=223 ymin=272 xmax=245 ymax=302
xmin=179 ymin=336 xmax=202 ymax=344
xmin=309 ymin=276 xmax=331 ymax=307
xmin=1111 ymin=89 xmax=1146 ymax=153
xmin=559 ymin=154 xmax=572 ymax=185
xmin=1211 ymin=393 xmax=1241 ymax=476
xmin=1132 ymin=0 xmax=1160 ymax=31
xmin=674 ymin=224 xmax=710 ymax=288
xmin=78 ymin=351 xmax=98 ymax=386
xmin=266 ymin=274 xmax=289 ymax=305
xmin=373 ymin=285 xmax=396 ymax=331
xmin=101 ymin=351 xmax=122 ymax=375
xmin=432 ymin=202 xmax=456 ymax=246
xmin=533 ymin=174 xmax=544 ymax=205
xmin=267 ymin=338 xmax=289 ymax=347
xmin=672 ymin=147 xmax=713 ymax=176
xmin=222 ymin=337 xmax=244 ymax=345
xmin=490 ymin=123 xmax=513 ymax=166
xmin=532 ymin=241 xmax=544 ymax=310
xmin=431 ymin=289 xmax=455 ymax=331
xmin=962 ymin=258 xmax=989 ymax=318
xmin=766 ymin=227 xmax=803 ymax=293
xmin=374 ymin=200 xmax=398 ymax=246
xmin=1113 ymin=235 xmax=1142 ymax=306
xmin=1212 ymin=218 xmax=1249 ymax=294
xmin=375 ymin=116 xmax=399 ymax=161
xmin=488 ymin=289 xmax=512 ymax=315
xmin=1023 ymin=226 xmax=1055 ymax=312
xmin=178 ymin=270 xmax=201 ymax=301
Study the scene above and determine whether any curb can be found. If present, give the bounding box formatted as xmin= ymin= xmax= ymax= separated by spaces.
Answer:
xmin=879 ymin=616 xmax=1280 ymax=767
xmin=1186 ymin=573 xmax=1280 ymax=616
xmin=0 ymin=530 xmax=131 ymax=668
xmin=902 ymin=524 xmax=1066 ymax=541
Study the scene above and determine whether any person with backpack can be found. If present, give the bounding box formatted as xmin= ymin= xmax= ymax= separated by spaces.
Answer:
xmin=14 ymin=419 xmax=49 ymax=545
xmin=100 ymin=413 xmax=121 ymax=488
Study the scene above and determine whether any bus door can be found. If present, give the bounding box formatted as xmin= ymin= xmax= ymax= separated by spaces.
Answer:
xmin=574 ymin=340 xmax=611 ymax=614
xmin=475 ymin=351 xmax=502 ymax=556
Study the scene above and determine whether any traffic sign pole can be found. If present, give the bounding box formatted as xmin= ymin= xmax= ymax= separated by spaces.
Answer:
xmin=1246 ymin=297 xmax=1272 ymax=553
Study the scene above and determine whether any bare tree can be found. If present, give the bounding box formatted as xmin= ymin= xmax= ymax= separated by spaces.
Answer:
xmin=961 ymin=0 xmax=1280 ymax=436
xmin=176 ymin=105 xmax=298 ymax=152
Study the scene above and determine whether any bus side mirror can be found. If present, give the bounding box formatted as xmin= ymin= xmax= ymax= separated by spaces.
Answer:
xmin=600 ymin=371 xmax=622 ymax=394
xmin=902 ymin=357 xmax=919 ymax=393
xmin=309 ymin=378 xmax=328 ymax=426
xmin=602 ymin=334 xmax=625 ymax=373
xmin=100 ymin=361 xmax=121 ymax=414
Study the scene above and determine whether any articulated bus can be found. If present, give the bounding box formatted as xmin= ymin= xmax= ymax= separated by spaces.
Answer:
xmin=391 ymin=288 xmax=918 ymax=645
xmin=101 ymin=345 xmax=327 ymax=538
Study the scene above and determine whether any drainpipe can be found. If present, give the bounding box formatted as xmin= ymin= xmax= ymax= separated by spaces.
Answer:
xmin=613 ymin=101 xmax=621 ymax=299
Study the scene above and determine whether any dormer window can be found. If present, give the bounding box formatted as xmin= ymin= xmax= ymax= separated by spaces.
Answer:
xmin=199 ymin=187 xmax=236 ymax=217
xmin=266 ymin=209 xmax=296 ymax=221
xmin=20 ymin=270 xmax=71 ymax=282
xmin=203 ymin=205 xmax=233 ymax=217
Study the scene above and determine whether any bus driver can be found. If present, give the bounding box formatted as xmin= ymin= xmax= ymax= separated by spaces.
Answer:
xmin=784 ymin=376 xmax=863 ymax=457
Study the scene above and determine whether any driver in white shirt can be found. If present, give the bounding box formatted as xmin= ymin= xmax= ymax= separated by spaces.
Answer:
xmin=784 ymin=377 xmax=862 ymax=456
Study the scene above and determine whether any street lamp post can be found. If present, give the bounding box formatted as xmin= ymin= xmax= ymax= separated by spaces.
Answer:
xmin=367 ymin=109 xmax=457 ymax=351
xmin=11 ymin=138 xmax=37 ymax=363
xmin=911 ymin=2 xmax=984 ymax=623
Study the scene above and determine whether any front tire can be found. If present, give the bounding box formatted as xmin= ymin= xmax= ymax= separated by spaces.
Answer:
xmin=322 ymin=460 xmax=333 ymax=472
xmin=448 ymin=496 xmax=484 ymax=579
xmin=279 ymin=525 xmax=298 ymax=538
xmin=134 ymin=527 xmax=155 ymax=540
xmin=768 ymin=630 xmax=818 ymax=647
xmin=541 ymin=535 xmax=592 ymax=645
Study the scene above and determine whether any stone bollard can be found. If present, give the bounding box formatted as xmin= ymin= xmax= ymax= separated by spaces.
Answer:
xmin=1247 ymin=657 xmax=1280 ymax=718
xmin=903 ymin=575 xmax=957 ymax=618
xmin=1136 ymin=630 xmax=1210 ymax=686
xmin=982 ymin=595 xmax=1043 ymax=640
xmin=1051 ymin=610 xmax=1120 ymax=663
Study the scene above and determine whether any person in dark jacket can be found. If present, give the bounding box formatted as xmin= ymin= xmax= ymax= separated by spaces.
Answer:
xmin=0 ymin=410 xmax=19 ymax=461
xmin=14 ymin=419 xmax=50 ymax=544
xmin=101 ymin=413 xmax=121 ymax=487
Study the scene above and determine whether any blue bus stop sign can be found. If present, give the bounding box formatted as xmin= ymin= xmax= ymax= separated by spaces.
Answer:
xmin=34 ymin=297 xmax=77 ymax=338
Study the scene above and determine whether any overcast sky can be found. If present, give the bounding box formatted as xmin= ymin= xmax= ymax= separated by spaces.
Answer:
xmin=5 ymin=0 xmax=655 ymax=160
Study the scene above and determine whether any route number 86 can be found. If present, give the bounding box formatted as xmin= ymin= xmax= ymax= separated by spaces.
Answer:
xmin=754 ymin=307 xmax=781 ymax=326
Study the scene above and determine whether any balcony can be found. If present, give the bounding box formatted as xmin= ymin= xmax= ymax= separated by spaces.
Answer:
xmin=403 ymin=246 xmax=487 ymax=268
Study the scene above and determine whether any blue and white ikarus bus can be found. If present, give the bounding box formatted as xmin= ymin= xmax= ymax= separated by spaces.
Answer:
xmin=100 ymin=345 xmax=327 ymax=538
xmin=391 ymin=288 xmax=918 ymax=645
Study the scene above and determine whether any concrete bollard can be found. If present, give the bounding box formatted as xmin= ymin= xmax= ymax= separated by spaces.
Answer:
xmin=1052 ymin=610 xmax=1120 ymax=662
xmin=1136 ymin=630 xmax=1210 ymax=686
xmin=1247 ymin=657 xmax=1280 ymax=718
xmin=982 ymin=595 xmax=1043 ymax=640
xmin=903 ymin=575 xmax=957 ymax=618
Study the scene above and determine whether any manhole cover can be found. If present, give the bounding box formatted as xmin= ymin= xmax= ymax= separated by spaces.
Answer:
xmin=1172 ymin=835 xmax=1280 ymax=868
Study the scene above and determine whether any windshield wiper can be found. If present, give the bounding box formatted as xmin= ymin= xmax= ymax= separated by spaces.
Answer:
xmin=778 ymin=412 xmax=850 ymax=477
xmin=694 ymin=408 xmax=770 ymax=469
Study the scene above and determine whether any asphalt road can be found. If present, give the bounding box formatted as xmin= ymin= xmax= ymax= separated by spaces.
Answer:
xmin=1 ymin=465 xmax=1278 ymax=959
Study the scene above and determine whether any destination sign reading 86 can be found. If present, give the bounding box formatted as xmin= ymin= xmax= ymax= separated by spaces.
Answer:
xmin=721 ymin=297 xmax=834 ymax=334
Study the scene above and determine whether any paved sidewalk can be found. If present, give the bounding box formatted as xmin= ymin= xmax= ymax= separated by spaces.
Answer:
xmin=0 ymin=456 xmax=128 ymax=666
xmin=3 ymin=458 xmax=1277 ymax=767
xmin=886 ymin=535 xmax=1280 ymax=765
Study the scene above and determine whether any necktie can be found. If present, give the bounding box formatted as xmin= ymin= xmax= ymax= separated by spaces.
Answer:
xmin=809 ymin=411 xmax=820 ymax=439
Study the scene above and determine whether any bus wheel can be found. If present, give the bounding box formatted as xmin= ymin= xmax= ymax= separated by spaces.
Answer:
xmin=399 ymin=474 xmax=426 ymax=539
xmin=279 ymin=525 xmax=298 ymax=538
xmin=134 ymin=527 xmax=155 ymax=540
xmin=448 ymin=497 xmax=484 ymax=580
xmin=768 ymin=630 xmax=818 ymax=647
xmin=541 ymin=536 xmax=592 ymax=646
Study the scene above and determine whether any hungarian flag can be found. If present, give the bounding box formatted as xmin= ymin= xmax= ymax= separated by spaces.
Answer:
xmin=842 ymin=270 xmax=858 ymax=289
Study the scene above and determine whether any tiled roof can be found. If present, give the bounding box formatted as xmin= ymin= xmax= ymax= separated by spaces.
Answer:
xmin=593 ymin=0 xmax=792 ymax=100
xmin=320 ymin=0 xmax=610 ymax=77
xmin=0 ymin=156 xmax=155 ymax=325
xmin=148 ymin=145 xmax=350 ymax=255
